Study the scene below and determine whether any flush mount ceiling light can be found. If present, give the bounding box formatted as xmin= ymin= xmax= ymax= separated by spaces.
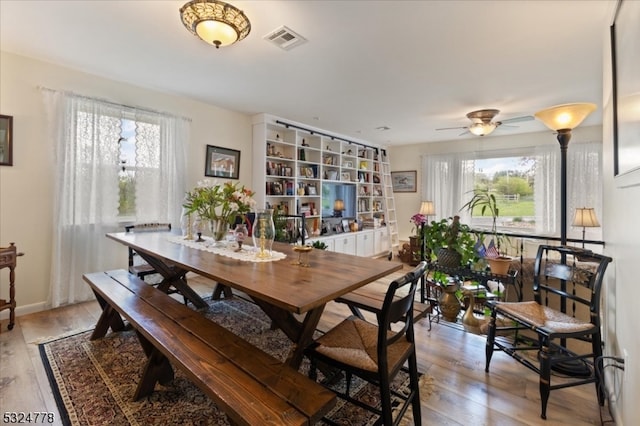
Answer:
xmin=180 ymin=0 xmax=251 ymax=48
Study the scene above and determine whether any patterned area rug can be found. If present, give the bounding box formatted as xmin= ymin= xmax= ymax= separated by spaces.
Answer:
xmin=40 ymin=296 xmax=433 ymax=425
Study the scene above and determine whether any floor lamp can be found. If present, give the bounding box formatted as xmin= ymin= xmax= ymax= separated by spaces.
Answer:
xmin=419 ymin=201 xmax=435 ymax=304
xmin=534 ymin=103 xmax=596 ymax=246
xmin=534 ymin=103 xmax=596 ymax=376
xmin=419 ymin=200 xmax=435 ymax=260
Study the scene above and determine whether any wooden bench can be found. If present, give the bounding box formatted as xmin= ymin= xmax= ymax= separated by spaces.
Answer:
xmin=336 ymin=282 xmax=432 ymax=324
xmin=84 ymin=269 xmax=335 ymax=426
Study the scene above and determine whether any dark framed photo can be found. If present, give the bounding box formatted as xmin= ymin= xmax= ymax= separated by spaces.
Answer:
xmin=391 ymin=170 xmax=417 ymax=192
xmin=0 ymin=114 xmax=13 ymax=166
xmin=205 ymin=145 xmax=240 ymax=179
xmin=611 ymin=0 xmax=640 ymax=188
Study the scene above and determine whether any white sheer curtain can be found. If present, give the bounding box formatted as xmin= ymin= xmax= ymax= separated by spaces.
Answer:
xmin=42 ymin=90 xmax=188 ymax=307
xmin=421 ymin=153 xmax=475 ymax=222
xmin=535 ymin=141 xmax=602 ymax=239
xmin=566 ymin=142 xmax=603 ymax=240
xmin=132 ymin=110 xmax=188 ymax=224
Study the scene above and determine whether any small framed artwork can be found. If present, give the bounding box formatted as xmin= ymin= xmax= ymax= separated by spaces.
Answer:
xmin=344 ymin=161 xmax=353 ymax=168
xmin=341 ymin=172 xmax=351 ymax=181
xmin=0 ymin=114 xmax=13 ymax=166
xmin=205 ymin=145 xmax=240 ymax=179
xmin=342 ymin=219 xmax=350 ymax=233
xmin=391 ymin=170 xmax=417 ymax=192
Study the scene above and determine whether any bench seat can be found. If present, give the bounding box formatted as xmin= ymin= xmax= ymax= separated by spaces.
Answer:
xmin=84 ymin=269 xmax=335 ymax=426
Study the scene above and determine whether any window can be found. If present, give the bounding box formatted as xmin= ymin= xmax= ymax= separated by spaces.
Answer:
xmin=43 ymin=89 xmax=188 ymax=307
xmin=470 ymin=156 xmax=536 ymax=232
xmin=422 ymin=142 xmax=602 ymax=240
xmin=118 ymin=118 xmax=160 ymax=218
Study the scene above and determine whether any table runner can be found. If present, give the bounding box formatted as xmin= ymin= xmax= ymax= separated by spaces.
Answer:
xmin=167 ymin=235 xmax=287 ymax=262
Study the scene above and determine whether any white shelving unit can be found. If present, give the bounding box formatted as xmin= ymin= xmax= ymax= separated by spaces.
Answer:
xmin=251 ymin=114 xmax=394 ymax=257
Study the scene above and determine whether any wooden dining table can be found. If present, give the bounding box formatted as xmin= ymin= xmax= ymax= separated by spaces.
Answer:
xmin=106 ymin=231 xmax=403 ymax=369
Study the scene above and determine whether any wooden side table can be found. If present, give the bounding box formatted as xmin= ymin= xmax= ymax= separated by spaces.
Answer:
xmin=1 ymin=242 xmax=23 ymax=331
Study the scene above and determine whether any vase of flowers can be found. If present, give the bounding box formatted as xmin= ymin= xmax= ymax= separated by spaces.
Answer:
xmin=183 ymin=180 xmax=256 ymax=244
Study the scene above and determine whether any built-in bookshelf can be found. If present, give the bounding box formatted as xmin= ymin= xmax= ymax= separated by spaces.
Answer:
xmin=251 ymin=114 xmax=392 ymax=256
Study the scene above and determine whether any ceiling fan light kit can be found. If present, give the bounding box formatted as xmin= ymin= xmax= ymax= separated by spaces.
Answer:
xmin=468 ymin=122 xmax=497 ymax=136
xmin=180 ymin=0 xmax=251 ymax=48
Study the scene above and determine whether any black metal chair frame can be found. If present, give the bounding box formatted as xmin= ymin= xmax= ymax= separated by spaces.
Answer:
xmin=125 ymin=223 xmax=188 ymax=304
xmin=305 ymin=261 xmax=427 ymax=426
xmin=485 ymin=244 xmax=612 ymax=420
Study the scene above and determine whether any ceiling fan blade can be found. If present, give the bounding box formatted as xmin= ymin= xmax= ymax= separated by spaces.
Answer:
xmin=458 ymin=129 xmax=470 ymax=136
xmin=499 ymin=115 xmax=534 ymax=124
xmin=436 ymin=126 xmax=467 ymax=131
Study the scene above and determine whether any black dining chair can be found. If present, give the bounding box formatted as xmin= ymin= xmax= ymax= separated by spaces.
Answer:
xmin=485 ymin=245 xmax=612 ymax=420
xmin=305 ymin=261 xmax=427 ymax=426
xmin=125 ymin=223 xmax=187 ymax=304
xmin=125 ymin=223 xmax=172 ymax=280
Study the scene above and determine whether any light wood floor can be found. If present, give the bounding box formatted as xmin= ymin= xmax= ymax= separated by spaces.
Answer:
xmin=0 ymin=269 xmax=613 ymax=426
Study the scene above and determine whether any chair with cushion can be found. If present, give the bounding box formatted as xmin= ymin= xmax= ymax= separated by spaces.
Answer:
xmin=485 ymin=245 xmax=612 ymax=420
xmin=304 ymin=261 xmax=427 ymax=426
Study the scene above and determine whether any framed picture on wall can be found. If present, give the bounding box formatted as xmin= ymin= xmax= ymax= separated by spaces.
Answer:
xmin=205 ymin=145 xmax=240 ymax=179
xmin=611 ymin=0 xmax=640 ymax=188
xmin=0 ymin=114 xmax=13 ymax=166
xmin=391 ymin=170 xmax=417 ymax=192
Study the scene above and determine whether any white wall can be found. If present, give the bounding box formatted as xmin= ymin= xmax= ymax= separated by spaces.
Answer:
xmin=389 ymin=125 xmax=602 ymax=240
xmin=600 ymin=3 xmax=639 ymax=423
xmin=0 ymin=51 xmax=252 ymax=314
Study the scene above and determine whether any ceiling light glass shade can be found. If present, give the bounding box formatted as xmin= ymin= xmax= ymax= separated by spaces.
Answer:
xmin=180 ymin=0 xmax=251 ymax=48
xmin=469 ymin=122 xmax=497 ymax=136
xmin=572 ymin=207 xmax=600 ymax=228
xmin=534 ymin=103 xmax=596 ymax=131
xmin=419 ymin=201 xmax=435 ymax=216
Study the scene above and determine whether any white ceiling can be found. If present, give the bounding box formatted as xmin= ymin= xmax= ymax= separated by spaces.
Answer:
xmin=0 ymin=0 xmax=613 ymax=146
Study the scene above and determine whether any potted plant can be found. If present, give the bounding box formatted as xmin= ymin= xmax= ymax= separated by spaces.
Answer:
xmin=461 ymin=189 xmax=512 ymax=275
xmin=310 ymin=240 xmax=328 ymax=250
xmin=423 ymin=215 xmax=477 ymax=268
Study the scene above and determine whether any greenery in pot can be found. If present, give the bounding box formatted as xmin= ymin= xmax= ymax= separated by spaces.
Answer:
xmin=310 ymin=240 xmax=329 ymax=250
xmin=422 ymin=215 xmax=477 ymax=267
xmin=460 ymin=189 xmax=511 ymax=255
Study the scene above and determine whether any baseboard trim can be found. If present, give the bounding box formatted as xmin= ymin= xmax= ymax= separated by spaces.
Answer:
xmin=0 ymin=301 xmax=49 ymax=320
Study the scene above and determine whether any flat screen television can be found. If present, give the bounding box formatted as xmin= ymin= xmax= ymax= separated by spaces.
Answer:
xmin=322 ymin=183 xmax=356 ymax=218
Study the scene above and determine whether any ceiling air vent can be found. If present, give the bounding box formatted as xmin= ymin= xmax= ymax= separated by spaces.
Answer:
xmin=264 ymin=26 xmax=307 ymax=51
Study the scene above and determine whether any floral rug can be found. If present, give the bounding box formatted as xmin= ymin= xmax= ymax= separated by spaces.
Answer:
xmin=39 ymin=296 xmax=433 ymax=425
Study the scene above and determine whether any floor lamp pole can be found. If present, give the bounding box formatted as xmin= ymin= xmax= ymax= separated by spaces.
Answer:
xmin=557 ymin=130 xmax=572 ymax=247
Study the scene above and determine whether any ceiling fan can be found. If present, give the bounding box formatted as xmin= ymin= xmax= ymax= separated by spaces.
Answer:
xmin=436 ymin=109 xmax=534 ymax=137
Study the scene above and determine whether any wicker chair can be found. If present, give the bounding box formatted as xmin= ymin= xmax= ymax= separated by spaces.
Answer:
xmin=305 ymin=261 xmax=427 ymax=426
xmin=485 ymin=245 xmax=612 ymax=419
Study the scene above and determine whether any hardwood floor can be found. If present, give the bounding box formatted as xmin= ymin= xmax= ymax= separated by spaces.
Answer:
xmin=0 ymin=270 xmax=612 ymax=425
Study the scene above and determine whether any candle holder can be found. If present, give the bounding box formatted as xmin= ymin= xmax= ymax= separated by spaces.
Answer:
xmin=292 ymin=245 xmax=313 ymax=267
xmin=252 ymin=209 xmax=275 ymax=259
xmin=184 ymin=213 xmax=194 ymax=240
